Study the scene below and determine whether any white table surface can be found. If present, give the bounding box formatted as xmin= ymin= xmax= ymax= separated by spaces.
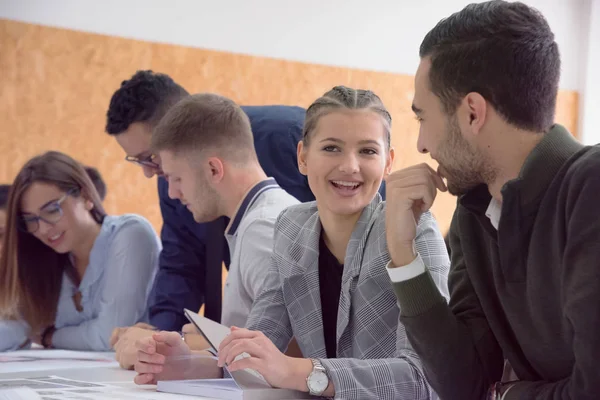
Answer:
xmin=0 ymin=351 xmax=216 ymax=399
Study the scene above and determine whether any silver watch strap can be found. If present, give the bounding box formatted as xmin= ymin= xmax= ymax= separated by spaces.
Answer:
xmin=311 ymin=358 xmax=326 ymax=372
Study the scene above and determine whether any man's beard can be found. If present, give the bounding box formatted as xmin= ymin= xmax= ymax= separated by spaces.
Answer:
xmin=438 ymin=117 xmax=497 ymax=196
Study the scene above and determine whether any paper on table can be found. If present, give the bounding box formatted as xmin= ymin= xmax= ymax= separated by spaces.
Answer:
xmin=0 ymin=350 xmax=118 ymax=374
xmin=0 ymin=376 xmax=115 ymax=390
xmin=0 ymin=376 xmax=206 ymax=400
xmin=0 ymin=350 xmax=115 ymax=362
xmin=39 ymin=386 xmax=206 ymax=399
xmin=0 ymin=387 xmax=42 ymax=400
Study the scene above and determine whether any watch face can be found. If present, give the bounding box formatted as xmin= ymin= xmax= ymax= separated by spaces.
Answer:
xmin=308 ymin=370 xmax=328 ymax=393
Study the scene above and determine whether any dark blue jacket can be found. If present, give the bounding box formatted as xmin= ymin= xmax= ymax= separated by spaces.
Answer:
xmin=147 ymin=105 xmax=385 ymax=330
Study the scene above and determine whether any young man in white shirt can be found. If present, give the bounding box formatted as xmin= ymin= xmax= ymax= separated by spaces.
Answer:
xmin=151 ymin=92 xmax=299 ymax=329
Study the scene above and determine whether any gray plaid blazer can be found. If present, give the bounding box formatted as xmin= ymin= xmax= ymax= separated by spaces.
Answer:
xmin=246 ymin=194 xmax=449 ymax=399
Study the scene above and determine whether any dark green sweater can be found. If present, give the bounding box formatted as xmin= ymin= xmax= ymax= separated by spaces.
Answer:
xmin=394 ymin=125 xmax=600 ymax=399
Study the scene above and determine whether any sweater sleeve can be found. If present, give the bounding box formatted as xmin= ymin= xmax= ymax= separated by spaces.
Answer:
xmin=501 ymin=160 xmax=600 ymax=400
xmin=393 ymin=211 xmax=504 ymax=400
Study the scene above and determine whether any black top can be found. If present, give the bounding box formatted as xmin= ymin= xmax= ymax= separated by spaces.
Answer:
xmin=318 ymin=233 xmax=344 ymax=358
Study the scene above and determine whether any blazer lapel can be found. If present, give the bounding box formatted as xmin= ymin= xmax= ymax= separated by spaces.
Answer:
xmin=336 ymin=194 xmax=383 ymax=356
xmin=286 ymin=212 xmax=328 ymax=359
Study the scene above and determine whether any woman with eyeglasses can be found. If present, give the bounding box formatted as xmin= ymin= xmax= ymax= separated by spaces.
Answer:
xmin=0 ymin=151 xmax=161 ymax=351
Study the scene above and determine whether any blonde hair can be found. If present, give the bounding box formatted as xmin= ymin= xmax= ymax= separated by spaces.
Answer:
xmin=303 ymin=86 xmax=392 ymax=147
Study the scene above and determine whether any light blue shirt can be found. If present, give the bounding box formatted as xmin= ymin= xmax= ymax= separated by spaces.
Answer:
xmin=0 ymin=214 xmax=161 ymax=352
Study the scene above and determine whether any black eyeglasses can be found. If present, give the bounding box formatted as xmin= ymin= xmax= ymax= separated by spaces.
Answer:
xmin=125 ymin=153 xmax=159 ymax=169
xmin=19 ymin=188 xmax=77 ymax=233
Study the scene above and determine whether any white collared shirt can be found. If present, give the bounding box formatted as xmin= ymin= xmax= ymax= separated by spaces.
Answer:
xmin=222 ymin=178 xmax=299 ymax=328
xmin=485 ymin=198 xmax=502 ymax=230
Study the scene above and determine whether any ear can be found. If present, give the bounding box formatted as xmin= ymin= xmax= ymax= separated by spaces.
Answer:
xmin=463 ymin=92 xmax=487 ymax=136
xmin=206 ymin=157 xmax=225 ymax=184
xmin=79 ymin=189 xmax=95 ymax=210
xmin=384 ymin=147 xmax=395 ymax=177
xmin=297 ymin=141 xmax=307 ymax=176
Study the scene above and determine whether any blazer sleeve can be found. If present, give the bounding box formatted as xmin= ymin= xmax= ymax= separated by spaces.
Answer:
xmin=393 ymin=211 xmax=505 ymax=400
xmin=244 ymin=213 xmax=295 ymax=352
xmin=244 ymin=255 xmax=294 ymax=352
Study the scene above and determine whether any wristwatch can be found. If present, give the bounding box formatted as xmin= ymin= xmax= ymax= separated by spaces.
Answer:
xmin=306 ymin=359 xmax=329 ymax=396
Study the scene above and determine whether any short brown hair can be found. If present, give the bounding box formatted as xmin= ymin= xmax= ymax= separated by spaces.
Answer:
xmin=420 ymin=0 xmax=559 ymax=132
xmin=303 ymin=86 xmax=391 ymax=148
xmin=0 ymin=151 xmax=106 ymax=331
xmin=151 ymin=93 xmax=256 ymax=164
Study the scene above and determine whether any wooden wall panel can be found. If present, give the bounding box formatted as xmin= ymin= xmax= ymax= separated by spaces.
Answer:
xmin=0 ymin=19 xmax=580 ymax=236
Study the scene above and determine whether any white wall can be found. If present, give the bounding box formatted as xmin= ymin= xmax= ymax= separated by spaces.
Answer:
xmin=0 ymin=0 xmax=596 ymax=138
xmin=579 ymin=0 xmax=600 ymax=144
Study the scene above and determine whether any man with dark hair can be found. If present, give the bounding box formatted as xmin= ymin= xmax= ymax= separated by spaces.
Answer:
xmin=384 ymin=1 xmax=599 ymax=399
xmin=104 ymin=70 xmax=318 ymax=369
xmin=84 ymin=166 xmax=107 ymax=201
